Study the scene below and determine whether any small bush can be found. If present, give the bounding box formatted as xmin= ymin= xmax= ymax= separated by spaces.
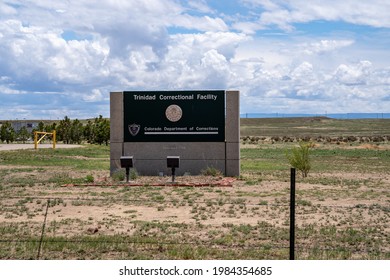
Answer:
xmin=285 ymin=141 xmax=313 ymax=178
xmin=130 ymin=168 xmax=138 ymax=180
xmin=201 ymin=166 xmax=223 ymax=177
xmin=112 ymin=169 xmax=138 ymax=181
xmin=85 ymin=174 xmax=94 ymax=183
xmin=112 ymin=170 xmax=125 ymax=181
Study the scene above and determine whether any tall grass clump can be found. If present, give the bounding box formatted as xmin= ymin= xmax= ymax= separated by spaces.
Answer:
xmin=201 ymin=166 xmax=223 ymax=177
xmin=285 ymin=141 xmax=313 ymax=178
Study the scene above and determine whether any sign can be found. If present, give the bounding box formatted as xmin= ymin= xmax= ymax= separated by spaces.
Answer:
xmin=123 ymin=90 xmax=225 ymax=142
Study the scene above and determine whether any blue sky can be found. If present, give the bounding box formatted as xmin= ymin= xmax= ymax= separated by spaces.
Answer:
xmin=0 ymin=0 xmax=389 ymax=120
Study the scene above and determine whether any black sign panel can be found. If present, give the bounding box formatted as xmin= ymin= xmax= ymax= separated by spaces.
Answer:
xmin=123 ymin=90 xmax=225 ymax=142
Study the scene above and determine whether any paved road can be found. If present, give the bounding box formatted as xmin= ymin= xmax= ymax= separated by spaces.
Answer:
xmin=0 ymin=144 xmax=83 ymax=151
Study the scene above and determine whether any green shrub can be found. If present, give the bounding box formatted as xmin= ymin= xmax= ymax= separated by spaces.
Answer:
xmin=112 ymin=169 xmax=138 ymax=181
xmin=201 ymin=166 xmax=222 ymax=177
xmin=285 ymin=141 xmax=313 ymax=178
xmin=112 ymin=170 xmax=125 ymax=181
xmin=130 ymin=168 xmax=138 ymax=180
xmin=85 ymin=174 xmax=94 ymax=183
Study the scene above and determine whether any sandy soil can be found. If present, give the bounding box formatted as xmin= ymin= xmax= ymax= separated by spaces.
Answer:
xmin=0 ymin=142 xmax=388 ymax=259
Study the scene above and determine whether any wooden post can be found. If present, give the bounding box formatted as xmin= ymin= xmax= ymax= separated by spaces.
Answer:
xmin=52 ymin=130 xmax=56 ymax=149
xmin=34 ymin=131 xmax=38 ymax=149
xmin=34 ymin=131 xmax=55 ymax=149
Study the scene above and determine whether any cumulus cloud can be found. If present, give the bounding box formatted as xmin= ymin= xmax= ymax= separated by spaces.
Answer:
xmin=0 ymin=20 xmax=110 ymax=88
xmin=233 ymin=38 xmax=389 ymax=113
xmin=0 ymin=0 xmax=389 ymax=119
xmin=334 ymin=61 xmax=372 ymax=86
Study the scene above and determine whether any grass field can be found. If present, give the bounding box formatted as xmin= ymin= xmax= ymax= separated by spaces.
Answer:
xmin=0 ymin=117 xmax=389 ymax=259
xmin=240 ymin=117 xmax=390 ymax=137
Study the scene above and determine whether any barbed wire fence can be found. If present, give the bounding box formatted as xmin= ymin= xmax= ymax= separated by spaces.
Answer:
xmin=1 ymin=189 xmax=388 ymax=260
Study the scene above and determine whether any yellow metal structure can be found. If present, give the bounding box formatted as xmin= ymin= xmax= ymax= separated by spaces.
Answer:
xmin=34 ymin=130 xmax=56 ymax=149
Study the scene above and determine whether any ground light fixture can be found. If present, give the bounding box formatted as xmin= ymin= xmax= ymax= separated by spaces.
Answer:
xmin=120 ymin=156 xmax=133 ymax=182
xmin=167 ymin=156 xmax=180 ymax=183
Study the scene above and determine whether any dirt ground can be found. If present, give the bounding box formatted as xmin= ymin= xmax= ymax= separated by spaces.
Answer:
xmin=1 ymin=168 xmax=388 ymax=232
xmin=0 ymin=142 xmax=388 ymax=259
xmin=0 ymin=144 xmax=82 ymax=150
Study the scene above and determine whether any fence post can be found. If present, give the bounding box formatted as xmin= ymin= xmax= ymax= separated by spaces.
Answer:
xmin=34 ymin=131 xmax=38 ymax=149
xmin=290 ymin=168 xmax=296 ymax=260
xmin=37 ymin=199 xmax=50 ymax=259
xmin=52 ymin=130 xmax=56 ymax=149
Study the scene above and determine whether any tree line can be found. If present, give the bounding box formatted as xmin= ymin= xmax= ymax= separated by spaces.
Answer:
xmin=0 ymin=115 xmax=110 ymax=145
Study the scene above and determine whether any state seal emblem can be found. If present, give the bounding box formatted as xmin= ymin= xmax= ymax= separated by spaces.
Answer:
xmin=165 ymin=104 xmax=183 ymax=122
xmin=128 ymin=124 xmax=140 ymax=136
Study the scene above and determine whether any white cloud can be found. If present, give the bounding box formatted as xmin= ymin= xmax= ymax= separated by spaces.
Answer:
xmin=174 ymin=15 xmax=229 ymax=32
xmin=302 ymin=40 xmax=354 ymax=55
xmin=83 ymin=89 xmax=105 ymax=102
xmin=232 ymin=34 xmax=390 ymax=113
xmin=0 ymin=19 xmax=111 ymax=86
xmin=0 ymin=0 xmax=389 ymax=119
xmin=187 ymin=0 xmax=215 ymax=14
xmin=334 ymin=61 xmax=372 ymax=86
xmin=238 ymin=0 xmax=390 ymax=33
xmin=0 ymin=2 xmax=17 ymax=15
xmin=291 ymin=62 xmax=313 ymax=78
